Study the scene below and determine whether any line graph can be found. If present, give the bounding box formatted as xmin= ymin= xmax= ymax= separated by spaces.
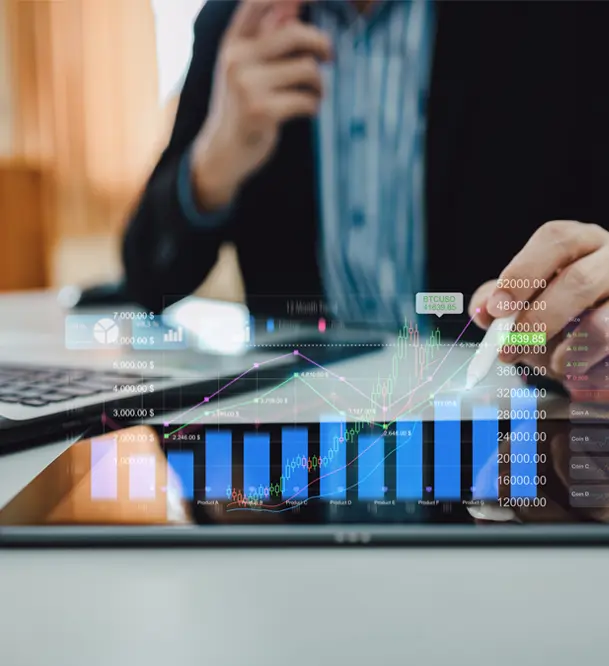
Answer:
xmin=225 ymin=374 xmax=462 ymax=510
xmin=162 ymin=342 xmax=470 ymax=439
xmin=161 ymin=316 xmax=473 ymax=437
xmin=160 ymin=349 xmax=501 ymax=510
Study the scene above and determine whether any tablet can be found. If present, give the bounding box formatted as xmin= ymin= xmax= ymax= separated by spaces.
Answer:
xmin=2 ymin=415 xmax=609 ymax=546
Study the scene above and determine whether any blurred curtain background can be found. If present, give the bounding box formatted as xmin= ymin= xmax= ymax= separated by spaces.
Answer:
xmin=0 ymin=0 xmax=243 ymax=301
xmin=2 ymin=0 xmax=161 ymax=289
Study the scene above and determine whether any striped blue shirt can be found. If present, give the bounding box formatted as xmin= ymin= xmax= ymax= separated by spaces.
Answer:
xmin=178 ymin=0 xmax=436 ymax=329
xmin=312 ymin=0 xmax=435 ymax=327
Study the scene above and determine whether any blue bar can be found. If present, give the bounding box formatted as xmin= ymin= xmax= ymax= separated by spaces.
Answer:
xmin=320 ymin=419 xmax=346 ymax=499
xmin=434 ymin=398 xmax=461 ymax=499
xmin=243 ymin=433 xmax=270 ymax=501
xmin=358 ymin=434 xmax=385 ymax=499
xmin=511 ymin=389 xmax=537 ymax=498
xmin=266 ymin=318 xmax=275 ymax=333
xmin=396 ymin=419 xmax=423 ymax=500
xmin=167 ymin=451 xmax=194 ymax=500
xmin=282 ymin=427 xmax=308 ymax=500
xmin=472 ymin=406 xmax=499 ymax=499
xmin=205 ymin=431 xmax=232 ymax=500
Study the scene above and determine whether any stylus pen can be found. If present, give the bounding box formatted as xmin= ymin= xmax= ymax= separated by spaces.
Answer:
xmin=465 ymin=313 xmax=518 ymax=390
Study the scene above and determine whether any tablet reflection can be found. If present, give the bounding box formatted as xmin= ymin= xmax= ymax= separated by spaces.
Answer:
xmin=5 ymin=421 xmax=609 ymax=529
xmin=473 ymin=422 xmax=609 ymax=524
xmin=0 ymin=427 xmax=193 ymax=526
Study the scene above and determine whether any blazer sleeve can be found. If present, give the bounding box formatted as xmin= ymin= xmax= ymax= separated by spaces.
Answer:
xmin=122 ymin=0 xmax=239 ymax=313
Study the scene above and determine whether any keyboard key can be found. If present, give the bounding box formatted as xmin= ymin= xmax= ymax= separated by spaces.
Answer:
xmin=0 ymin=395 xmax=20 ymax=403
xmin=19 ymin=383 xmax=58 ymax=393
xmin=97 ymin=375 xmax=147 ymax=385
xmin=44 ymin=393 xmax=73 ymax=403
xmin=13 ymin=388 xmax=42 ymax=397
xmin=27 ymin=372 xmax=63 ymax=382
xmin=4 ymin=383 xmax=30 ymax=392
xmin=79 ymin=379 xmax=143 ymax=392
xmin=46 ymin=374 xmax=76 ymax=386
xmin=0 ymin=365 xmax=165 ymax=407
xmin=56 ymin=385 xmax=102 ymax=397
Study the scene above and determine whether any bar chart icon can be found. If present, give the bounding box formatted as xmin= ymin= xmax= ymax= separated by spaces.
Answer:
xmin=163 ymin=326 xmax=183 ymax=343
xmin=132 ymin=318 xmax=187 ymax=349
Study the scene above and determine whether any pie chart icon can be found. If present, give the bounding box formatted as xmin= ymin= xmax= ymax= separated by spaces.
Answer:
xmin=93 ymin=318 xmax=120 ymax=345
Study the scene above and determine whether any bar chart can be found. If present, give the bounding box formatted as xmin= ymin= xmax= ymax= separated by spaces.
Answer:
xmin=87 ymin=391 xmax=542 ymax=508
xmin=158 ymin=388 xmax=542 ymax=509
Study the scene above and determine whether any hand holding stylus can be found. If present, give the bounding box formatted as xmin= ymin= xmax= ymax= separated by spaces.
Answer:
xmin=469 ymin=221 xmax=609 ymax=398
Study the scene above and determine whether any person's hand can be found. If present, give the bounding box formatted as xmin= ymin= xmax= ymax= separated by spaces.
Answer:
xmin=190 ymin=0 xmax=331 ymax=209
xmin=469 ymin=220 xmax=609 ymax=397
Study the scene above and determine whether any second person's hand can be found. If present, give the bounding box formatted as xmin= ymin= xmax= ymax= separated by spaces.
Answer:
xmin=190 ymin=0 xmax=332 ymax=210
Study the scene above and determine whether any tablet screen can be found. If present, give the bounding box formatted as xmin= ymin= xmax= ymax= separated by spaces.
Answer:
xmin=2 ymin=417 xmax=609 ymax=529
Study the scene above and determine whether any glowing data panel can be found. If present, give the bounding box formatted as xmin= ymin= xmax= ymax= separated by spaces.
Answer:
xmin=281 ymin=427 xmax=309 ymax=501
xmin=320 ymin=420 xmax=346 ymax=500
xmin=168 ymin=451 xmax=194 ymax=500
xmin=472 ymin=406 xmax=499 ymax=500
xmin=90 ymin=437 xmax=117 ymax=500
xmin=243 ymin=433 xmax=270 ymax=501
xmin=396 ymin=419 xmax=423 ymax=500
xmin=510 ymin=389 xmax=538 ymax=499
xmin=357 ymin=434 xmax=385 ymax=500
xmin=129 ymin=455 xmax=156 ymax=500
xmin=205 ymin=431 xmax=232 ymax=500
xmin=434 ymin=398 xmax=461 ymax=499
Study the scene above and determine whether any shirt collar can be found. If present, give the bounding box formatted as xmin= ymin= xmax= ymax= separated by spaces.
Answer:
xmin=317 ymin=1 xmax=399 ymax=26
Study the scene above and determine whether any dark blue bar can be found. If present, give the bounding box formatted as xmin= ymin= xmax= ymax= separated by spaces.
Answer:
xmin=243 ymin=433 xmax=270 ymax=501
xmin=434 ymin=398 xmax=461 ymax=499
xmin=205 ymin=431 xmax=232 ymax=500
xmin=320 ymin=419 xmax=346 ymax=499
xmin=472 ymin=406 xmax=499 ymax=500
xmin=396 ymin=419 xmax=423 ymax=500
xmin=282 ymin=427 xmax=308 ymax=501
xmin=511 ymin=389 xmax=537 ymax=498
xmin=358 ymin=434 xmax=385 ymax=499
xmin=266 ymin=318 xmax=274 ymax=332
xmin=167 ymin=451 xmax=194 ymax=500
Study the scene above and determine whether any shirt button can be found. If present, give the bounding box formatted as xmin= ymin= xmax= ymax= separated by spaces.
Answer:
xmin=351 ymin=209 xmax=365 ymax=227
xmin=350 ymin=119 xmax=367 ymax=139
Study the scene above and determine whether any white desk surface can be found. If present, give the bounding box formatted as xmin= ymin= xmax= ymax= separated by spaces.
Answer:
xmin=0 ymin=292 xmax=605 ymax=666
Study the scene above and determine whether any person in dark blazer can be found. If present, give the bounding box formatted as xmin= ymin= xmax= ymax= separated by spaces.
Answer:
xmin=123 ymin=0 xmax=609 ymax=395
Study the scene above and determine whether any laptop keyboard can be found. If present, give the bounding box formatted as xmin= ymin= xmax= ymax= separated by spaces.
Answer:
xmin=0 ymin=365 xmax=165 ymax=407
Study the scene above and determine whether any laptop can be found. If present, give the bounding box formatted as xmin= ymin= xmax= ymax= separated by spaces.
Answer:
xmin=0 ymin=298 xmax=387 ymax=452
